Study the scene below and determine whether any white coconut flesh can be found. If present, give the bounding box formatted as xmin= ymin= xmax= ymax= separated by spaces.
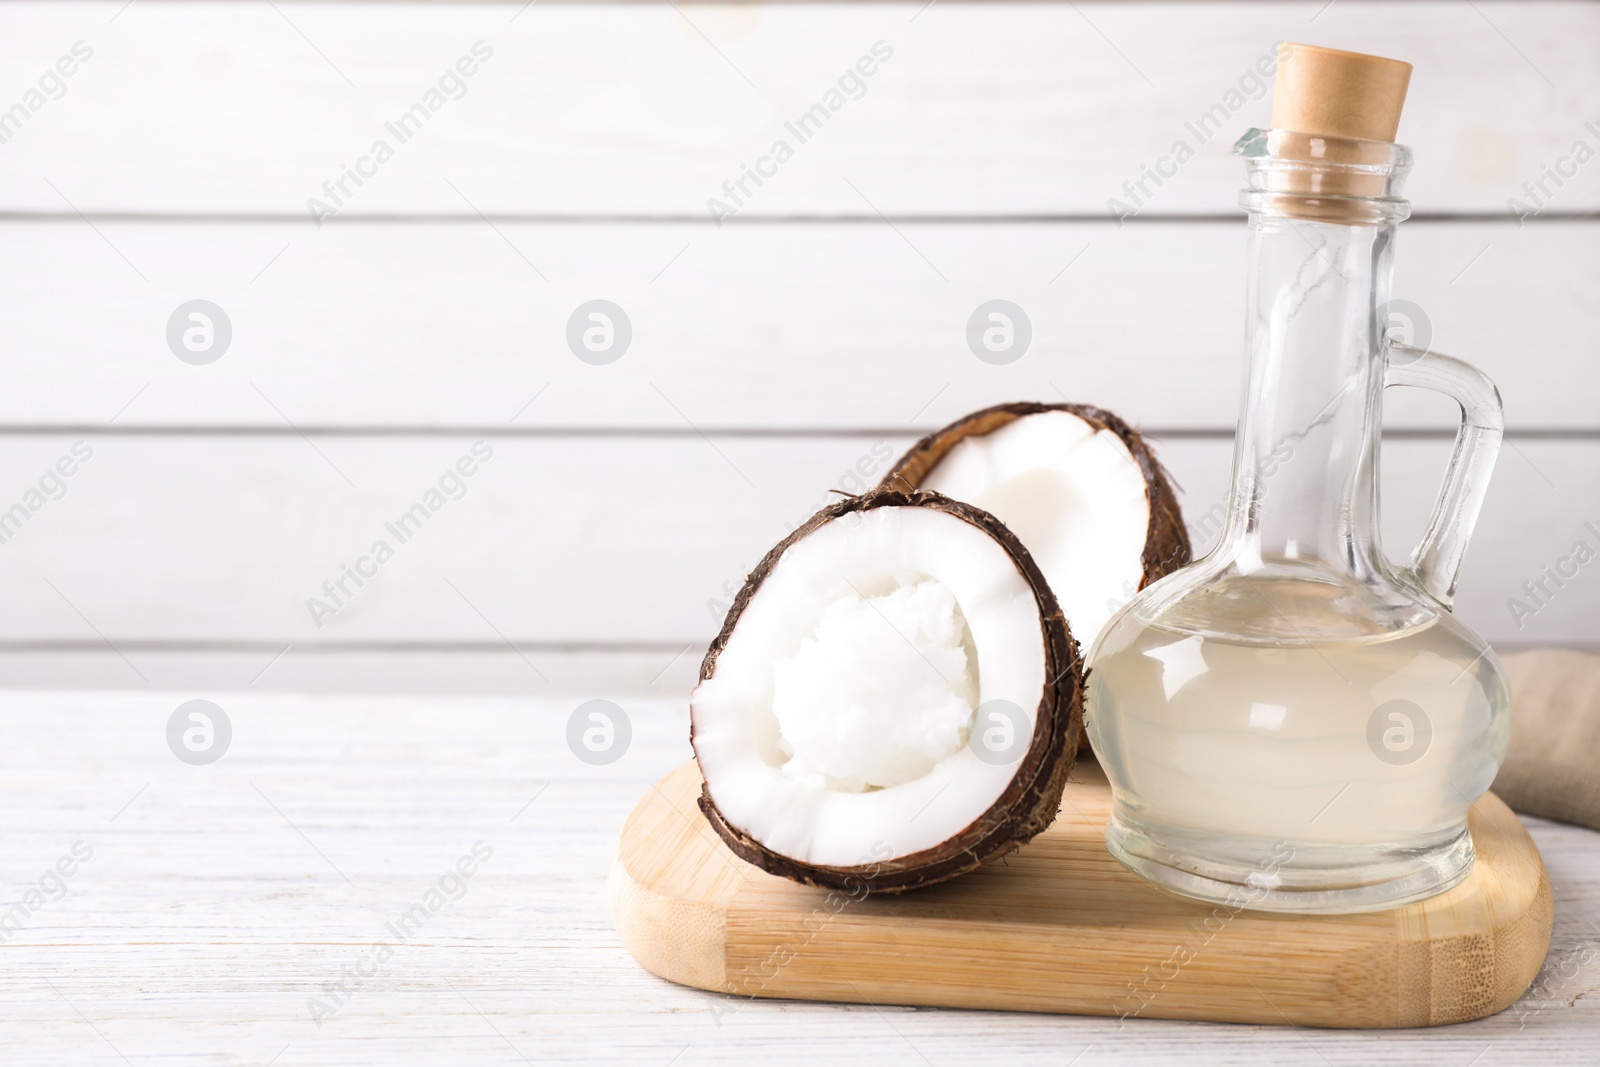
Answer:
xmin=917 ymin=411 xmax=1151 ymax=649
xmin=692 ymin=505 xmax=1048 ymax=868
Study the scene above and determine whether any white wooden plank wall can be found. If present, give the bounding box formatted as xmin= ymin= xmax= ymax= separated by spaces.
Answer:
xmin=0 ymin=1 xmax=1595 ymax=693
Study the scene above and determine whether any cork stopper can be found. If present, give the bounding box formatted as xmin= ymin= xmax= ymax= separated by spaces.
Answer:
xmin=1271 ymin=43 xmax=1412 ymax=142
xmin=1251 ymin=43 xmax=1414 ymax=223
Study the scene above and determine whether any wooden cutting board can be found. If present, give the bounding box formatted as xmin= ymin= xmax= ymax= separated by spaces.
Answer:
xmin=610 ymin=759 xmax=1553 ymax=1028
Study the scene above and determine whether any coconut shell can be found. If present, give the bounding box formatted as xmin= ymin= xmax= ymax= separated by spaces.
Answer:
xmin=692 ymin=489 xmax=1084 ymax=894
xmin=880 ymin=401 xmax=1192 ymax=591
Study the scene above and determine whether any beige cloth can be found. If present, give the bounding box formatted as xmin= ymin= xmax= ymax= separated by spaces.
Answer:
xmin=1494 ymin=649 xmax=1600 ymax=831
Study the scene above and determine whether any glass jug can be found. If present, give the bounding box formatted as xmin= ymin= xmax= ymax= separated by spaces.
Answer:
xmin=1086 ymin=128 xmax=1510 ymax=914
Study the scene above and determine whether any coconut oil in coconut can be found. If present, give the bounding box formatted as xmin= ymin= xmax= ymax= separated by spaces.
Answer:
xmin=1089 ymin=573 xmax=1510 ymax=885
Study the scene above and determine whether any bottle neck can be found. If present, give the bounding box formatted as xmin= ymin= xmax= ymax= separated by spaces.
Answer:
xmin=1218 ymin=214 xmax=1395 ymax=576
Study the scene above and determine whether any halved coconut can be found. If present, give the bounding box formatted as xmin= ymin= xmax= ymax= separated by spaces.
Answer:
xmin=691 ymin=489 xmax=1083 ymax=894
xmin=882 ymin=402 xmax=1190 ymax=652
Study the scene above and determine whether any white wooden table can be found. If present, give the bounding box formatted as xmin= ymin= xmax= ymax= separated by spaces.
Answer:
xmin=3 ymin=691 xmax=1597 ymax=1065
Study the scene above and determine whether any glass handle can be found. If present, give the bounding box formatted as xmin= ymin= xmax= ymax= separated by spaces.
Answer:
xmin=1383 ymin=341 xmax=1504 ymax=609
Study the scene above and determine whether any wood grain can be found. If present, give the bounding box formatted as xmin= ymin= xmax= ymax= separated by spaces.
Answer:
xmin=1 ymin=0 xmax=1595 ymax=686
xmin=2 ymin=2 xmax=1594 ymax=216
xmin=612 ymin=760 xmax=1553 ymax=1027
xmin=0 ymin=0 xmax=1593 ymax=1057
xmin=3 ymin=219 xmax=1592 ymax=432
xmin=0 ymin=434 xmax=1592 ymax=651
xmin=1 ymin=693 xmax=1595 ymax=1064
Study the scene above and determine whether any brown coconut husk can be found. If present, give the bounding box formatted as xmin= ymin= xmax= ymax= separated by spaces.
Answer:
xmin=692 ymin=489 xmax=1084 ymax=894
xmin=880 ymin=401 xmax=1192 ymax=591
